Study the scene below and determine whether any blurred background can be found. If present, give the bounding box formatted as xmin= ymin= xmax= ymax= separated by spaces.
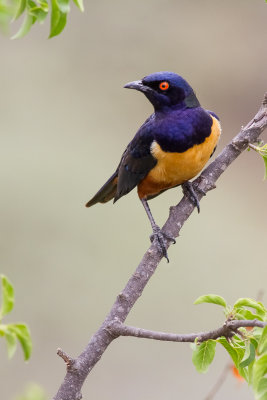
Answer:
xmin=0 ymin=0 xmax=267 ymax=398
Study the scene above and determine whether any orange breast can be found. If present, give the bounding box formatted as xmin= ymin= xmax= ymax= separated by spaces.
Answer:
xmin=137 ymin=116 xmax=221 ymax=199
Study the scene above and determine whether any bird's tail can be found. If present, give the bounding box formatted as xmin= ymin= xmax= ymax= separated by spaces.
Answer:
xmin=85 ymin=172 xmax=118 ymax=207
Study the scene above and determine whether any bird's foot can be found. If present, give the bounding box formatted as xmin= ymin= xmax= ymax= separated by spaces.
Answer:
xmin=182 ymin=181 xmax=202 ymax=213
xmin=150 ymin=225 xmax=176 ymax=262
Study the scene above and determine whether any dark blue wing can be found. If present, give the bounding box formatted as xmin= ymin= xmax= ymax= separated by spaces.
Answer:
xmin=114 ymin=116 xmax=157 ymax=201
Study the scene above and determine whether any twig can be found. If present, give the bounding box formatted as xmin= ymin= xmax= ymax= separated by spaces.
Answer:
xmin=57 ymin=348 xmax=75 ymax=371
xmin=204 ymin=363 xmax=232 ymax=400
xmin=108 ymin=319 xmax=266 ymax=343
xmin=248 ymin=142 xmax=260 ymax=152
xmin=52 ymin=94 xmax=267 ymax=400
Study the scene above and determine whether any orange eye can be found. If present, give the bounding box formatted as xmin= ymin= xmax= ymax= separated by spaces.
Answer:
xmin=159 ymin=81 xmax=169 ymax=91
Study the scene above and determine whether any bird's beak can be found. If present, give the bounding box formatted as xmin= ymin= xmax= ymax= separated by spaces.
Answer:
xmin=124 ymin=80 xmax=146 ymax=92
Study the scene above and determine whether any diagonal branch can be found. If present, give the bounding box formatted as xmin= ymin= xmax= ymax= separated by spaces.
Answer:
xmin=53 ymin=93 xmax=267 ymax=400
xmin=108 ymin=319 xmax=267 ymax=343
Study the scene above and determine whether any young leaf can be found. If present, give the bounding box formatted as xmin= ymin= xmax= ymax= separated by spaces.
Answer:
xmin=0 ymin=323 xmax=6 ymax=336
xmin=50 ymin=11 xmax=66 ymax=38
xmin=262 ymin=155 xmax=267 ymax=180
xmin=57 ymin=0 xmax=70 ymax=13
xmin=194 ymin=294 xmax=226 ymax=308
xmin=253 ymin=354 xmax=267 ymax=393
xmin=251 ymin=337 xmax=260 ymax=351
xmin=8 ymin=323 xmax=32 ymax=360
xmin=14 ymin=0 xmax=26 ymax=20
xmin=49 ymin=0 xmax=67 ymax=38
xmin=28 ymin=6 xmax=48 ymax=23
xmin=217 ymin=337 xmax=243 ymax=367
xmin=0 ymin=275 xmax=15 ymax=320
xmin=5 ymin=329 xmax=17 ymax=359
xmin=259 ymin=326 xmax=267 ymax=355
xmin=39 ymin=0 xmax=49 ymax=12
xmin=233 ymin=298 xmax=266 ymax=315
xmin=73 ymin=0 xmax=84 ymax=12
xmin=235 ymin=307 xmax=263 ymax=321
xmin=238 ymin=366 xmax=249 ymax=382
xmin=240 ymin=342 xmax=256 ymax=368
xmin=192 ymin=340 xmax=217 ymax=373
xmin=257 ymin=378 xmax=267 ymax=400
xmin=12 ymin=13 xmax=36 ymax=39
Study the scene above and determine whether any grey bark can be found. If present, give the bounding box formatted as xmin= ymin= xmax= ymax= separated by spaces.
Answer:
xmin=108 ymin=319 xmax=267 ymax=343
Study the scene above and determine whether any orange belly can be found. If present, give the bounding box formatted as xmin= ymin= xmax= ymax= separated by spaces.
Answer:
xmin=137 ymin=116 xmax=221 ymax=199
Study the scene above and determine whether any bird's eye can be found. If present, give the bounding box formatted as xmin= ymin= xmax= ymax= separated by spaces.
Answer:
xmin=159 ymin=81 xmax=169 ymax=91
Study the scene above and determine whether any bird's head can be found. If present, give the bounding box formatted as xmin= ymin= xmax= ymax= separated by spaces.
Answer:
xmin=124 ymin=71 xmax=200 ymax=111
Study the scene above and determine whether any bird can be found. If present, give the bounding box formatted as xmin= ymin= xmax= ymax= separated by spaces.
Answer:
xmin=86 ymin=71 xmax=221 ymax=261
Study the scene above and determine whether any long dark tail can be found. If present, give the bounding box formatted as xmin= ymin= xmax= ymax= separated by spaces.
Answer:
xmin=85 ymin=172 xmax=118 ymax=207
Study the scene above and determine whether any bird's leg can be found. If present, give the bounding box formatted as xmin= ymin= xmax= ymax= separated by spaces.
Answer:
xmin=182 ymin=181 xmax=201 ymax=213
xmin=141 ymin=198 xmax=175 ymax=262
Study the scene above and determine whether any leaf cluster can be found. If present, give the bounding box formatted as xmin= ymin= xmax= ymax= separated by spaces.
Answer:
xmin=0 ymin=0 xmax=84 ymax=38
xmin=248 ymin=142 xmax=267 ymax=180
xmin=0 ymin=275 xmax=32 ymax=360
xmin=192 ymin=294 xmax=267 ymax=400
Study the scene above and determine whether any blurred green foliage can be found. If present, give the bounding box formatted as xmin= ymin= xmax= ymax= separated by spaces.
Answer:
xmin=253 ymin=144 xmax=267 ymax=180
xmin=192 ymin=294 xmax=267 ymax=399
xmin=14 ymin=384 xmax=47 ymax=400
xmin=0 ymin=0 xmax=84 ymax=38
xmin=0 ymin=275 xmax=32 ymax=360
xmin=248 ymin=142 xmax=267 ymax=179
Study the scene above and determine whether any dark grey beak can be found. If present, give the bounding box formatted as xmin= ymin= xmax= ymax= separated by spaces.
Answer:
xmin=124 ymin=80 xmax=145 ymax=92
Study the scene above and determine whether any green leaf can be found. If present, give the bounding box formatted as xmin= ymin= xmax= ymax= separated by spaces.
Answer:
xmin=217 ymin=337 xmax=242 ymax=367
xmin=194 ymin=294 xmax=227 ymax=308
xmin=0 ymin=275 xmax=15 ymax=320
xmin=14 ymin=0 xmax=26 ymax=20
xmin=0 ymin=323 xmax=7 ymax=336
xmin=192 ymin=339 xmax=216 ymax=373
xmin=254 ymin=327 xmax=265 ymax=343
xmin=262 ymin=155 xmax=267 ymax=180
xmin=12 ymin=13 xmax=36 ymax=39
xmin=233 ymin=298 xmax=266 ymax=315
xmin=73 ymin=0 xmax=84 ymax=12
xmin=235 ymin=308 xmax=264 ymax=321
xmin=5 ymin=329 xmax=17 ymax=359
xmin=257 ymin=378 xmax=267 ymax=400
xmin=238 ymin=366 xmax=249 ymax=382
xmin=49 ymin=0 xmax=67 ymax=38
xmin=259 ymin=326 xmax=267 ymax=355
xmin=251 ymin=337 xmax=260 ymax=351
xmin=28 ymin=6 xmax=48 ymax=23
xmin=8 ymin=323 xmax=32 ymax=360
xmin=39 ymin=0 xmax=49 ymax=12
xmin=57 ymin=0 xmax=70 ymax=13
xmin=240 ymin=342 xmax=256 ymax=368
xmin=253 ymin=354 xmax=267 ymax=393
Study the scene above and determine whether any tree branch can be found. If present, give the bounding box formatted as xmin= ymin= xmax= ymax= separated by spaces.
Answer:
xmin=53 ymin=94 xmax=267 ymax=400
xmin=108 ymin=319 xmax=266 ymax=343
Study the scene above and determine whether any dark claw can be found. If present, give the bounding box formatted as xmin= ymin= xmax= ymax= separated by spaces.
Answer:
xmin=182 ymin=181 xmax=201 ymax=213
xmin=196 ymin=187 xmax=206 ymax=196
xmin=165 ymin=234 xmax=176 ymax=244
xmin=150 ymin=226 xmax=176 ymax=262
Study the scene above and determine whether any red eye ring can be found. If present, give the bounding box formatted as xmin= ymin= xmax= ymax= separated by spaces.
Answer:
xmin=159 ymin=81 xmax=169 ymax=91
